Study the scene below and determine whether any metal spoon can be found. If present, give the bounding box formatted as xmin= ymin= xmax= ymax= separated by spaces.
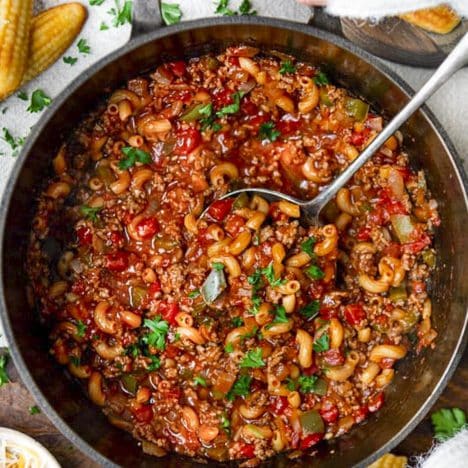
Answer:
xmin=209 ymin=33 xmax=468 ymax=226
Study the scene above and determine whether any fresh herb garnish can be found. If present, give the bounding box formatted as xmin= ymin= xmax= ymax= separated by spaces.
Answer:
xmin=314 ymin=71 xmax=329 ymax=86
xmin=100 ymin=22 xmax=109 ymax=30
xmin=80 ymin=204 xmax=102 ymax=222
xmin=313 ymin=333 xmax=329 ymax=353
xmin=259 ymin=121 xmax=280 ymax=142
xmin=90 ymin=0 xmax=106 ymax=5
xmin=194 ymin=376 xmax=207 ymax=387
xmin=271 ymin=305 xmax=289 ymax=324
xmin=285 ymin=377 xmax=297 ymax=391
xmin=29 ymin=405 xmax=41 ymax=415
xmin=77 ymin=38 xmax=91 ymax=54
xmin=231 ymin=316 xmax=244 ymax=327
xmin=249 ymin=295 xmax=261 ymax=315
xmin=432 ymin=408 xmax=467 ymax=442
xmin=239 ymin=0 xmax=257 ymax=15
xmin=161 ymin=2 xmax=182 ymax=25
xmin=225 ymin=342 xmax=234 ymax=353
xmin=63 ymin=56 xmax=78 ymax=65
xmin=69 ymin=355 xmax=81 ymax=367
xmin=0 ymin=354 xmax=10 ymax=387
xmin=299 ymin=300 xmax=320 ymax=320
xmin=220 ymin=412 xmax=231 ymax=433
xmin=216 ymin=92 xmax=243 ymax=117
xmin=212 ymin=262 xmax=225 ymax=271
xmin=241 ymin=326 xmax=258 ymax=341
xmin=298 ymin=375 xmax=318 ymax=393
xmin=240 ymin=348 xmax=265 ymax=368
xmin=118 ymin=146 xmax=152 ymax=169
xmin=27 ymin=90 xmax=52 ymax=113
xmin=305 ymin=264 xmax=325 ymax=280
xmin=188 ymin=289 xmax=200 ymax=299
xmin=126 ymin=343 xmax=140 ymax=358
xmin=17 ymin=91 xmax=28 ymax=101
xmin=142 ymin=316 xmax=169 ymax=350
xmin=226 ymin=375 xmax=251 ymax=400
xmin=301 ymin=237 xmax=316 ymax=257
xmin=262 ymin=262 xmax=286 ymax=287
xmin=108 ymin=0 xmax=133 ymax=27
xmin=279 ymin=60 xmax=296 ymax=75
xmin=76 ymin=320 xmax=87 ymax=338
xmin=215 ymin=0 xmax=236 ymax=16
xmin=1 ymin=128 xmax=25 ymax=156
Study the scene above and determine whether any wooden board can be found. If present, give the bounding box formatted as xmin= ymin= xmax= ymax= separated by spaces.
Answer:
xmin=1 ymin=346 xmax=467 ymax=466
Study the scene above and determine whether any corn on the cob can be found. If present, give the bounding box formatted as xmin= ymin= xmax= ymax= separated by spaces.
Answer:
xmin=22 ymin=3 xmax=87 ymax=85
xmin=0 ymin=0 xmax=33 ymax=100
xmin=368 ymin=453 xmax=408 ymax=468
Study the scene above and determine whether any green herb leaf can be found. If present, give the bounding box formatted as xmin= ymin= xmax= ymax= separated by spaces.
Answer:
xmin=90 ymin=0 xmax=106 ymax=5
xmin=148 ymin=355 xmax=161 ymax=371
xmin=142 ymin=316 xmax=169 ymax=350
xmin=239 ymin=0 xmax=257 ymax=15
xmin=77 ymin=38 xmax=91 ymax=54
xmin=80 ymin=204 xmax=102 ymax=222
xmin=27 ymin=90 xmax=52 ymax=113
xmin=285 ymin=377 xmax=297 ymax=391
xmin=431 ymin=408 xmax=467 ymax=442
xmin=226 ymin=375 xmax=251 ymax=400
xmin=231 ymin=316 xmax=244 ymax=327
xmin=313 ymin=333 xmax=329 ymax=353
xmin=305 ymin=264 xmax=325 ymax=280
xmin=17 ymin=91 xmax=28 ymax=101
xmin=126 ymin=343 xmax=140 ymax=358
xmin=299 ymin=300 xmax=320 ymax=320
xmin=188 ymin=289 xmax=200 ymax=299
xmin=313 ymin=71 xmax=329 ymax=86
xmin=225 ymin=342 xmax=234 ymax=353
xmin=63 ymin=56 xmax=78 ymax=65
xmin=29 ymin=405 xmax=41 ymax=415
xmin=301 ymin=237 xmax=316 ymax=257
xmin=161 ymin=2 xmax=182 ymax=25
xmin=240 ymin=348 xmax=265 ymax=368
xmin=215 ymin=0 xmax=236 ymax=16
xmin=108 ymin=0 xmax=132 ymax=27
xmin=249 ymin=295 xmax=261 ymax=315
xmin=247 ymin=269 xmax=263 ymax=291
xmin=272 ymin=305 xmax=289 ymax=324
xmin=69 ymin=355 xmax=81 ymax=367
xmin=76 ymin=320 xmax=87 ymax=338
xmin=259 ymin=121 xmax=280 ymax=142
xmin=262 ymin=262 xmax=286 ymax=288
xmin=118 ymin=146 xmax=152 ymax=169
xmin=279 ymin=60 xmax=296 ymax=75
xmin=220 ymin=412 xmax=231 ymax=433
xmin=1 ymin=127 xmax=25 ymax=156
xmin=0 ymin=354 xmax=10 ymax=387
xmin=194 ymin=375 xmax=207 ymax=387
xmin=298 ymin=375 xmax=318 ymax=393
xmin=100 ymin=22 xmax=109 ymax=30
xmin=212 ymin=262 xmax=225 ymax=271
xmin=216 ymin=92 xmax=243 ymax=117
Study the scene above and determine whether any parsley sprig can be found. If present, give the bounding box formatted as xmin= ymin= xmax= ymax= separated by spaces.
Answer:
xmin=259 ymin=121 xmax=280 ymax=142
xmin=240 ymin=348 xmax=265 ymax=368
xmin=271 ymin=305 xmax=289 ymax=324
xmin=108 ymin=0 xmax=133 ymax=27
xmin=226 ymin=374 xmax=251 ymax=400
xmin=215 ymin=0 xmax=257 ymax=16
xmin=314 ymin=71 xmax=329 ymax=86
xmin=161 ymin=3 xmax=182 ymax=25
xmin=299 ymin=300 xmax=320 ymax=320
xmin=27 ymin=90 xmax=52 ymax=113
xmin=118 ymin=146 xmax=152 ymax=169
xmin=301 ymin=237 xmax=316 ymax=257
xmin=77 ymin=38 xmax=91 ymax=54
xmin=63 ymin=56 xmax=78 ymax=65
xmin=432 ymin=408 xmax=467 ymax=441
xmin=216 ymin=91 xmax=243 ymax=118
xmin=76 ymin=320 xmax=87 ymax=338
xmin=313 ymin=333 xmax=329 ymax=353
xmin=1 ymin=128 xmax=25 ymax=156
xmin=80 ymin=205 xmax=102 ymax=223
xmin=142 ymin=316 xmax=169 ymax=350
xmin=279 ymin=60 xmax=296 ymax=75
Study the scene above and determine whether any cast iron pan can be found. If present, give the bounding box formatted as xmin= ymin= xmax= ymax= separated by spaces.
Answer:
xmin=1 ymin=2 xmax=467 ymax=467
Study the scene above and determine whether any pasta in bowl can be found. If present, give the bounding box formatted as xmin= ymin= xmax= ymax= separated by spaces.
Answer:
xmin=26 ymin=46 xmax=439 ymax=464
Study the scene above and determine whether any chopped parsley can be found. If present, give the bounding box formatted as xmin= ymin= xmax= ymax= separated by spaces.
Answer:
xmin=259 ymin=121 xmax=280 ymax=142
xmin=80 ymin=204 xmax=102 ymax=222
xmin=17 ymin=91 xmax=28 ymax=101
xmin=299 ymin=300 xmax=320 ymax=320
xmin=432 ymin=408 xmax=467 ymax=442
xmin=271 ymin=305 xmax=289 ymax=324
xmin=215 ymin=0 xmax=236 ymax=16
xmin=305 ymin=264 xmax=325 ymax=280
xmin=1 ymin=127 xmax=25 ymax=156
xmin=27 ymin=90 xmax=52 ymax=113
xmin=194 ymin=376 xmax=207 ymax=387
xmin=188 ymin=289 xmax=200 ymax=299
xmin=279 ymin=60 xmax=296 ymax=75
xmin=77 ymin=38 xmax=91 ymax=54
xmin=212 ymin=262 xmax=225 ymax=271
xmin=240 ymin=326 xmax=258 ymax=341
xmin=108 ymin=0 xmax=133 ymax=27
xmin=142 ymin=316 xmax=169 ymax=350
xmin=216 ymin=92 xmax=243 ymax=117
xmin=69 ymin=355 xmax=81 ymax=367
xmin=0 ymin=354 xmax=10 ymax=387
xmin=63 ymin=56 xmax=78 ymax=65
xmin=248 ymin=262 xmax=285 ymax=290
xmin=220 ymin=412 xmax=231 ymax=433
xmin=301 ymin=237 xmax=316 ymax=257
xmin=313 ymin=71 xmax=329 ymax=86
xmin=29 ymin=405 xmax=41 ymax=415
xmin=100 ymin=22 xmax=110 ymax=30
xmin=298 ymin=375 xmax=318 ymax=393
xmin=76 ymin=320 xmax=87 ymax=338
xmin=161 ymin=2 xmax=182 ymax=25
xmin=313 ymin=333 xmax=330 ymax=353
xmin=90 ymin=0 xmax=106 ymax=5
xmin=225 ymin=342 xmax=234 ymax=353
xmin=249 ymin=295 xmax=261 ymax=315
xmin=226 ymin=375 xmax=251 ymax=400
xmin=231 ymin=316 xmax=244 ymax=327
xmin=126 ymin=343 xmax=140 ymax=358
xmin=285 ymin=377 xmax=297 ymax=391
xmin=240 ymin=348 xmax=265 ymax=368
xmin=148 ymin=355 xmax=161 ymax=371
xmin=239 ymin=0 xmax=257 ymax=15
xmin=118 ymin=146 xmax=152 ymax=169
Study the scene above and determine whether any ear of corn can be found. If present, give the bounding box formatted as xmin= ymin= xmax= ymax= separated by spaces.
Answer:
xmin=22 ymin=3 xmax=87 ymax=85
xmin=0 ymin=0 xmax=33 ymax=100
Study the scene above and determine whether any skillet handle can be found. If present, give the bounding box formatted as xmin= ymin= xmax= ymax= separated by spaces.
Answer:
xmin=131 ymin=0 xmax=163 ymax=39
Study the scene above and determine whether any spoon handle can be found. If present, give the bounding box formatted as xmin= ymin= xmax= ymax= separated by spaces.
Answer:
xmin=309 ymin=32 xmax=468 ymax=211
